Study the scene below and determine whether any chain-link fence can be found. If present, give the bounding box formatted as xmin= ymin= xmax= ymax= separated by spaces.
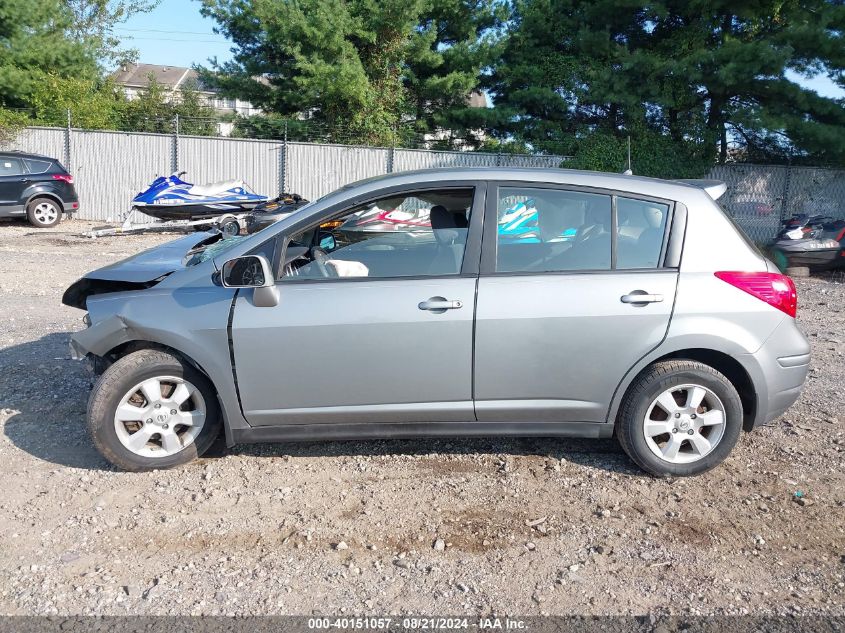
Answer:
xmin=8 ymin=126 xmax=565 ymax=222
xmin=6 ymin=122 xmax=844 ymax=239
xmin=710 ymin=163 xmax=845 ymax=243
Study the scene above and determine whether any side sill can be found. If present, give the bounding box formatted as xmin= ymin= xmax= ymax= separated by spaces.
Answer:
xmin=229 ymin=421 xmax=613 ymax=445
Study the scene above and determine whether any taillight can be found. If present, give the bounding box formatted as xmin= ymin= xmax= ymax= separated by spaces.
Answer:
xmin=714 ymin=271 xmax=798 ymax=318
xmin=52 ymin=173 xmax=73 ymax=184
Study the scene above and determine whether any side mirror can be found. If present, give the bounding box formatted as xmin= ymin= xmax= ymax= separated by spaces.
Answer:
xmin=221 ymin=255 xmax=274 ymax=288
xmin=220 ymin=255 xmax=279 ymax=307
xmin=318 ymin=232 xmax=336 ymax=251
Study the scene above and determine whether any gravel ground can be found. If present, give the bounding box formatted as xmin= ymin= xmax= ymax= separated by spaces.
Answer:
xmin=0 ymin=218 xmax=843 ymax=617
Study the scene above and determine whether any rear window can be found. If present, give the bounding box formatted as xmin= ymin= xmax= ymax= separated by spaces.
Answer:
xmin=24 ymin=158 xmax=53 ymax=174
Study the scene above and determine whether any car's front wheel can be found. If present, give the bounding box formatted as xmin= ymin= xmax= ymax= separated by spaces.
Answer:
xmin=87 ymin=349 xmax=221 ymax=471
xmin=26 ymin=197 xmax=62 ymax=228
xmin=616 ymin=360 xmax=743 ymax=477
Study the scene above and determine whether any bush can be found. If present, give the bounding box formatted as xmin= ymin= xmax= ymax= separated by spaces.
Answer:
xmin=0 ymin=108 xmax=29 ymax=148
xmin=567 ymin=131 xmax=714 ymax=179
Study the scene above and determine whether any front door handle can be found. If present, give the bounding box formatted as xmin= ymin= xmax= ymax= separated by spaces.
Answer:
xmin=418 ymin=296 xmax=463 ymax=313
xmin=621 ymin=291 xmax=664 ymax=305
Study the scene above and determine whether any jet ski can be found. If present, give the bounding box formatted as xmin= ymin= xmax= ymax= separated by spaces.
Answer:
xmin=132 ymin=171 xmax=269 ymax=221
xmin=769 ymin=214 xmax=845 ymax=270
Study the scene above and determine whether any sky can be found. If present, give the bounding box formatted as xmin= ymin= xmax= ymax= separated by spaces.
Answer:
xmin=122 ymin=0 xmax=845 ymax=100
xmin=117 ymin=0 xmax=234 ymax=70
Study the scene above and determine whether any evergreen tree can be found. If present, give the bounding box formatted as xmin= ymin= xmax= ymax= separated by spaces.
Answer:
xmin=198 ymin=0 xmax=503 ymax=145
xmin=0 ymin=0 xmax=100 ymax=107
xmin=490 ymin=0 xmax=845 ymax=171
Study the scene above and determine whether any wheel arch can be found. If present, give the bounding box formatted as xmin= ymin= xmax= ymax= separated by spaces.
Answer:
xmin=26 ymin=191 xmax=66 ymax=212
xmin=612 ymin=347 xmax=758 ymax=432
xmin=97 ymin=340 xmax=212 ymax=380
xmin=91 ymin=337 xmax=242 ymax=446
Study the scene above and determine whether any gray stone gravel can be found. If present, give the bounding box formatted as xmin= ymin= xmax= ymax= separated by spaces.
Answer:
xmin=0 ymin=218 xmax=843 ymax=617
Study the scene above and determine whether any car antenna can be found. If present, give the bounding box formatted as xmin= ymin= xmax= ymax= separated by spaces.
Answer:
xmin=622 ymin=136 xmax=633 ymax=175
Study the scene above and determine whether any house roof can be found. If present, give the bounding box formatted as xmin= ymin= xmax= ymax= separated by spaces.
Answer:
xmin=112 ymin=63 xmax=209 ymax=91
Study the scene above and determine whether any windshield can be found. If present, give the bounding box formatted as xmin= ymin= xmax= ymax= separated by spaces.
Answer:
xmin=184 ymin=235 xmax=246 ymax=266
xmin=183 ymin=198 xmax=320 ymax=267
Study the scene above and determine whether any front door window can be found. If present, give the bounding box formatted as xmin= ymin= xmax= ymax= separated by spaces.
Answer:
xmin=281 ymin=189 xmax=475 ymax=280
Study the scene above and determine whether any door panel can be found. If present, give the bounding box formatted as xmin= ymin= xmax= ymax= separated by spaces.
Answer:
xmin=232 ymin=277 xmax=477 ymax=425
xmin=474 ymin=270 xmax=677 ymax=423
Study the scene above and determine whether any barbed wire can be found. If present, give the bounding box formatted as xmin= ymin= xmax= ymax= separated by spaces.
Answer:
xmin=1 ymin=106 xmax=499 ymax=152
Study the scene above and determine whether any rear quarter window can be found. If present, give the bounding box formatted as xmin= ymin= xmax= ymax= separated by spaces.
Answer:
xmin=717 ymin=201 xmax=765 ymax=256
xmin=24 ymin=158 xmax=53 ymax=174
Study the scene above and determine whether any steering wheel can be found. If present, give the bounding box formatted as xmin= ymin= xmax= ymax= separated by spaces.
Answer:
xmin=310 ymin=247 xmax=338 ymax=278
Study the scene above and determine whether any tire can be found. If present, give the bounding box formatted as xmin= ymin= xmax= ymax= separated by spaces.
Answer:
xmin=87 ymin=349 xmax=221 ymax=471
xmin=616 ymin=360 xmax=743 ymax=477
xmin=217 ymin=215 xmax=240 ymax=237
xmin=26 ymin=197 xmax=62 ymax=228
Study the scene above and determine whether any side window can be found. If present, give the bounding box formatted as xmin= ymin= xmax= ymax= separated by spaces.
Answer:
xmin=616 ymin=197 xmax=669 ymax=269
xmin=24 ymin=159 xmax=52 ymax=174
xmin=281 ymin=188 xmax=474 ymax=280
xmin=496 ymin=187 xmax=612 ymax=272
xmin=0 ymin=157 xmax=24 ymax=177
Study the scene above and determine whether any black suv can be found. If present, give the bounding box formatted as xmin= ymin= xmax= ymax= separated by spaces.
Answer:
xmin=0 ymin=151 xmax=79 ymax=227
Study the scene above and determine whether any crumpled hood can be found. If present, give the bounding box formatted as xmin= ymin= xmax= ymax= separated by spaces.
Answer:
xmin=83 ymin=232 xmax=222 ymax=283
xmin=62 ymin=231 xmax=222 ymax=310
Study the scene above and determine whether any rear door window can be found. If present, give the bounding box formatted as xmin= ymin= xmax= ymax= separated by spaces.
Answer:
xmin=0 ymin=157 xmax=24 ymax=177
xmin=496 ymin=187 xmax=612 ymax=272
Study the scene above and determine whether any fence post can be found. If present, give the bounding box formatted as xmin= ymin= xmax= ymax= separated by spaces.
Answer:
xmin=64 ymin=108 xmax=72 ymax=171
xmin=779 ymin=158 xmax=792 ymax=221
xmin=386 ymin=126 xmax=396 ymax=174
xmin=171 ymin=115 xmax=180 ymax=174
xmin=278 ymin=120 xmax=288 ymax=195
xmin=496 ymin=151 xmax=502 ymax=167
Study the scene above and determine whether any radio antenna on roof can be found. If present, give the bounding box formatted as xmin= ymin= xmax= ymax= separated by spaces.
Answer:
xmin=622 ymin=136 xmax=633 ymax=175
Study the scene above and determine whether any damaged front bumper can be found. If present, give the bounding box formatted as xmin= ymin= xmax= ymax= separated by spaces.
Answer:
xmin=69 ymin=314 xmax=132 ymax=361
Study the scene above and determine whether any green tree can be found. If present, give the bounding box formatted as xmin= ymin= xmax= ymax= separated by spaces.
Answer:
xmin=121 ymin=75 xmax=218 ymax=135
xmin=28 ymin=75 xmax=126 ymax=129
xmin=65 ymin=0 xmax=161 ymax=70
xmin=489 ymin=0 xmax=845 ymax=172
xmin=198 ymin=0 xmax=503 ymax=146
xmin=0 ymin=0 xmax=100 ymax=107
xmin=0 ymin=108 xmax=28 ymax=148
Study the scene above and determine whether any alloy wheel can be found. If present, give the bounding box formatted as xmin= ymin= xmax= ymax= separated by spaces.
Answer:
xmin=113 ymin=375 xmax=206 ymax=458
xmin=33 ymin=202 xmax=59 ymax=225
xmin=642 ymin=383 xmax=726 ymax=464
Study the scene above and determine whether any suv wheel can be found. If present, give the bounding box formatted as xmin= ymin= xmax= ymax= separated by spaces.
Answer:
xmin=87 ymin=349 xmax=221 ymax=471
xmin=616 ymin=360 xmax=743 ymax=477
xmin=26 ymin=197 xmax=62 ymax=228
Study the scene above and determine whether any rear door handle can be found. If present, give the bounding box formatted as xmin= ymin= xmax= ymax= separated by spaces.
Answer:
xmin=621 ymin=291 xmax=664 ymax=304
xmin=418 ymin=296 xmax=463 ymax=312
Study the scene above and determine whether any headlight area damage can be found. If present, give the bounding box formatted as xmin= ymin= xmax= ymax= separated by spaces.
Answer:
xmin=62 ymin=276 xmax=168 ymax=311
xmin=62 ymin=231 xmax=238 ymax=365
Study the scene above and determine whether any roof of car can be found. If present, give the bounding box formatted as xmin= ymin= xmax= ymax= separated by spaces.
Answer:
xmin=0 ymin=150 xmax=58 ymax=161
xmin=343 ymin=167 xmax=724 ymax=202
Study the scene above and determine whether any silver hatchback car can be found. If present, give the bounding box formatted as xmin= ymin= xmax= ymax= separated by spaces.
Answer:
xmin=63 ymin=168 xmax=810 ymax=476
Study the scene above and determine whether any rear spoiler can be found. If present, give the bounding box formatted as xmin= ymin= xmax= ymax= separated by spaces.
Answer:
xmin=674 ymin=179 xmax=727 ymax=201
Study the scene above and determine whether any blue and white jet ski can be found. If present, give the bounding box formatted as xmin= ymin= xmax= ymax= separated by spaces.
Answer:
xmin=132 ymin=171 xmax=269 ymax=221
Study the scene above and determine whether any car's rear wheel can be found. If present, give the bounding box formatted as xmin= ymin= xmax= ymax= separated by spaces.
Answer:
xmin=26 ymin=197 xmax=62 ymax=228
xmin=87 ymin=349 xmax=221 ymax=471
xmin=616 ymin=360 xmax=743 ymax=477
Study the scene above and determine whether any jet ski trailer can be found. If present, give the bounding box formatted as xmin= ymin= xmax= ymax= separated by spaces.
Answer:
xmin=82 ymin=212 xmax=247 ymax=238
